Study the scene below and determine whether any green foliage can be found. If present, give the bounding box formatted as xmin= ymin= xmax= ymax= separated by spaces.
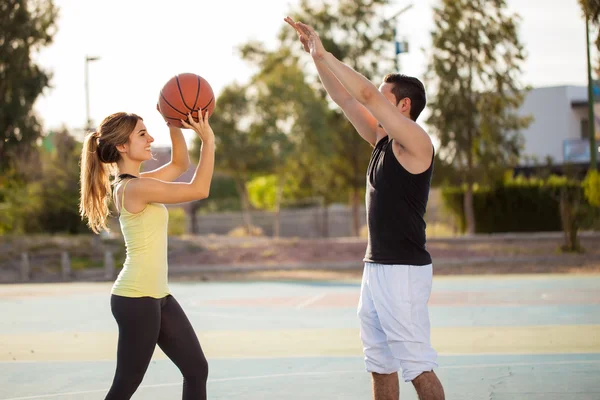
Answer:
xmin=167 ymin=207 xmax=187 ymax=236
xmin=246 ymin=174 xmax=302 ymax=211
xmin=583 ymin=170 xmax=600 ymax=207
xmin=194 ymin=174 xmax=241 ymax=214
xmin=284 ymin=0 xmax=396 ymax=80
xmin=189 ymin=83 xmax=283 ymax=227
xmin=247 ymin=175 xmax=278 ymax=211
xmin=0 ymin=129 xmax=87 ymax=234
xmin=431 ymin=152 xmax=462 ymax=187
xmin=441 ymin=176 xmax=595 ymax=234
xmin=277 ymin=0 xmax=394 ymax=233
xmin=579 ymin=0 xmax=600 ymax=74
xmin=426 ymin=0 xmax=531 ymax=233
xmin=237 ymin=42 xmax=333 ymax=208
xmin=191 ymin=83 xmax=279 ymax=176
xmin=192 ymin=84 xmax=281 ymax=182
xmin=0 ymin=0 xmax=59 ymax=171
xmin=0 ymin=176 xmax=42 ymax=234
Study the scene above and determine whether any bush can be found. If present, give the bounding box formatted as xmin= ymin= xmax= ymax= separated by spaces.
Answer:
xmin=583 ymin=170 xmax=600 ymax=207
xmin=441 ymin=176 xmax=595 ymax=234
xmin=168 ymin=207 xmax=187 ymax=236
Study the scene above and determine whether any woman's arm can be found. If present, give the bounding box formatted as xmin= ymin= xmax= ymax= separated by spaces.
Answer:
xmin=140 ymin=124 xmax=190 ymax=181
xmin=128 ymin=113 xmax=215 ymax=205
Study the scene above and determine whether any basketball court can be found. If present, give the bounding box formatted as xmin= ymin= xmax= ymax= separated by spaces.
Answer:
xmin=1 ymin=273 xmax=599 ymax=399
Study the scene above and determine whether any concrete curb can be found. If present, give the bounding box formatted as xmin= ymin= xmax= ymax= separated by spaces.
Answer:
xmin=168 ymin=254 xmax=600 ymax=275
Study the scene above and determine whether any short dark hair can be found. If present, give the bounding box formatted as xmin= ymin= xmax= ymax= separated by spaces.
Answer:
xmin=382 ymin=74 xmax=426 ymax=121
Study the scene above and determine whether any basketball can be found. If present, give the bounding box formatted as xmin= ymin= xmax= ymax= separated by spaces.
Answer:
xmin=157 ymin=73 xmax=215 ymax=128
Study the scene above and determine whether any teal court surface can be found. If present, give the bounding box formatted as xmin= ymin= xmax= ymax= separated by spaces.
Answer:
xmin=1 ymin=274 xmax=599 ymax=399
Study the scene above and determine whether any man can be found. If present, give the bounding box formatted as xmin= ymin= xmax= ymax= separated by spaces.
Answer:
xmin=285 ymin=17 xmax=445 ymax=400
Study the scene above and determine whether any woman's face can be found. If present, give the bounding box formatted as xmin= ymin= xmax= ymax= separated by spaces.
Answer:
xmin=126 ymin=119 xmax=154 ymax=162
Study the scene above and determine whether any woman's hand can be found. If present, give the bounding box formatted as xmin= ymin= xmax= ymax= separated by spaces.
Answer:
xmin=181 ymin=112 xmax=215 ymax=144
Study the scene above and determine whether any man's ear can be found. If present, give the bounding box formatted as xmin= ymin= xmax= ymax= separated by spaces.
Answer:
xmin=401 ymin=97 xmax=412 ymax=113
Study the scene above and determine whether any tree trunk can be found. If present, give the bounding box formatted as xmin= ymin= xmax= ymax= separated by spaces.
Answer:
xmin=464 ymin=181 xmax=476 ymax=235
xmin=322 ymin=201 xmax=329 ymax=238
xmin=464 ymin=53 xmax=476 ymax=236
xmin=234 ymin=178 xmax=253 ymax=233
xmin=351 ymin=189 xmax=361 ymax=236
xmin=188 ymin=201 xmax=200 ymax=234
xmin=559 ymin=189 xmax=581 ymax=252
xmin=273 ymin=174 xmax=283 ymax=238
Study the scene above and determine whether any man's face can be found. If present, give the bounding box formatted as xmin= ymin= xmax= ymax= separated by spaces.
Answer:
xmin=379 ymin=82 xmax=398 ymax=105
xmin=379 ymin=82 xmax=411 ymax=118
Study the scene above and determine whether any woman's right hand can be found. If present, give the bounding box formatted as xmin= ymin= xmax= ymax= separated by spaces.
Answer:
xmin=181 ymin=112 xmax=215 ymax=144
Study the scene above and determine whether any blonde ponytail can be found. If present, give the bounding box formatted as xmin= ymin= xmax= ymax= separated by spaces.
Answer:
xmin=79 ymin=131 xmax=113 ymax=233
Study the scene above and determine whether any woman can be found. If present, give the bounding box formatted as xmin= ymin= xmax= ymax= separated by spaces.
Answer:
xmin=79 ymin=110 xmax=215 ymax=400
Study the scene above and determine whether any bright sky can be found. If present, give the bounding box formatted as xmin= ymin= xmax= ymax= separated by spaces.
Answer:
xmin=34 ymin=0 xmax=592 ymax=146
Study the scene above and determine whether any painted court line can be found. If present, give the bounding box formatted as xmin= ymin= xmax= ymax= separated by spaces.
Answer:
xmin=442 ymin=359 xmax=600 ymax=369
xmin=2 ymin=352 xmax=600 ymax=364
xmin=0 ymin=370 xmax=356 ymax=400
xmin=3 ymin=360 xmax=600 ymax=400
xmin=295 ymin=294 xmax=326 ymax=309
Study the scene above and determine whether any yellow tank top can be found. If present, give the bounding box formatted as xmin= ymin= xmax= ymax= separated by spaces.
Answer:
xmin=111 ymin=179 xmax=170 ymax=298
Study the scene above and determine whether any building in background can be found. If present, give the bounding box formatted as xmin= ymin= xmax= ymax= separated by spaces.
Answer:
xmin=518 ymin=85 xmax=600 ymax=167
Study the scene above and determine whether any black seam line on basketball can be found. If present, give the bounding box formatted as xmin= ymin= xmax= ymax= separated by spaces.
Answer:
xmin=201 ymin=96 xmax=214 ymax=110
xmin=192 ymin=75 xmax=201 ymax=110
xmin=175 ymin=76 xmax=194 ymax=112
xmin=160 ymin=91 xmax=188 ymax=117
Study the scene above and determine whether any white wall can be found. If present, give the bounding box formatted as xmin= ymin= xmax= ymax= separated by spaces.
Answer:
xmin=566 ymin=86 xmax=589 ymax=143
xmin=518 ymin=86 xmax=587 ymax=164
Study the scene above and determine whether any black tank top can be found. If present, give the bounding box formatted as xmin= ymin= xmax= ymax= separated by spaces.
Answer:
xmin=363 ymin=136 xmax=433 ymax=265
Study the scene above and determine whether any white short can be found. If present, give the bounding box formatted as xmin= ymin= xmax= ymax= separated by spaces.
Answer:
xmin=357 ymin=262 xmax=438 ymax=382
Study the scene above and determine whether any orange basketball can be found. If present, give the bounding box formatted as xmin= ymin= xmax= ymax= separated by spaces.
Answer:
xmin=157 ymin=73 xmax=215 ymax=128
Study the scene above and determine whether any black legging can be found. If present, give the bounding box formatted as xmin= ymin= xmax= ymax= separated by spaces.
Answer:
xmin=105 ymin=294 xmax=208 ymax=400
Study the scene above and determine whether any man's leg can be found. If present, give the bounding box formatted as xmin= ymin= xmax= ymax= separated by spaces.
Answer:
xmin=371 ymin=263 xmax=443 ymax=399
xmin=403 ymin=264 xmax=444 ymax=399
xmin=412 ymin=371 xmax=445 ymax=400
xmin=372 ymin=372 xmax=398 ymax=400
xmin=358 ymin=263 xmax=401 ymax=400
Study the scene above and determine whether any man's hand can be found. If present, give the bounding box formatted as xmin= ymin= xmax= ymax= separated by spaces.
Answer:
xmin=284 ymin=17 xmax=326 ymax=60
xmin=284 ymin=17 xmax=309 ymax=53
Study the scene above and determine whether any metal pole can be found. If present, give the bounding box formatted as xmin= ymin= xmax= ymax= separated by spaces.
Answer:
xmin=85 ymin=56 xmax=100 ymax=132
xmin=393 ymin=27 xmax=399 ymax=72
xmin=85 ymin=57 xmax=90 ymax=132
xmin=586 ymin=16 xmax=598 ymax=170
xmin=391 ymin=4 xmax=413 ymax=73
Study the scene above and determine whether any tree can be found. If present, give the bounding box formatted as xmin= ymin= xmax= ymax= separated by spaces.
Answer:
xmin=426 ymin=0 xmax=531 ymax=234
xmin=190 ymin=83 xmax=282 ymax=233
xmin=0 ymin=128 xmax=87 ymax=234
xmin=239 ymin=44 xmax=327 ymax=236
xmin=579 ymin=0 xmax=600 ymax=57
xmin=280 ymin=0 xmax=396 ymax=235
xmin=238 ymin=43 xmax=333 ymax=236
xmin=0 ymin=0 xmax=58 ymax=172
xmin=36 ymin=129 xmax=88 ymax=233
